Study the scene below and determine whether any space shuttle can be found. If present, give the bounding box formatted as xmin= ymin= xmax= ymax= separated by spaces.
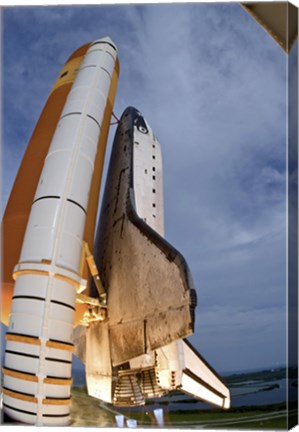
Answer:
xmin=1 ymin=37 xmax=230 ymax=426
xmin=75 ymin=105 xmax=230 ymax=410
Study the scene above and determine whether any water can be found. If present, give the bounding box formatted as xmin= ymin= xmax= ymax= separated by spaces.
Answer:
xmin=231 ymin=378 xmax=297 ymax=407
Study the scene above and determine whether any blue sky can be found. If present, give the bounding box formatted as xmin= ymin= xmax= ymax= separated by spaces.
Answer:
xmin=2 ymin=3 xmax=292 ymax=373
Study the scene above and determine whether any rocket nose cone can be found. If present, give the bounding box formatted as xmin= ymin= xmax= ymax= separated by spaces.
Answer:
xmin=91 ymin=37 xmax=117 ymax=52
xmin=100 ymin=36 xmax=117 ymax=48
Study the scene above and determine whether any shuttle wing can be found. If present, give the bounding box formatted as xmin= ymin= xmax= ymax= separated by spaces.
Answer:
xmin=181 ymin=339 xmax=230 ymax=409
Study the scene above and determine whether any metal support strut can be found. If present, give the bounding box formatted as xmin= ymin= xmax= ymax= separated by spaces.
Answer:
xmin=76 ymin=241 xmax=107 ymax=325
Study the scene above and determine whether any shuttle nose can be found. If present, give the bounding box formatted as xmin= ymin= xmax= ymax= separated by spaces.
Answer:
xmin=125 ymin=107 xmax=149 ymax=135
xmin=125 ymin=106 xmax=141 ymax=118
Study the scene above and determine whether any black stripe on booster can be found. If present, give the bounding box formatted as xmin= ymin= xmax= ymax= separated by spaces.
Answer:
xmin=90 ymin=40 xmax=116 ymax=51
xmin=3 ymin=386 xmax=35 ymax=398
xmin=3 ymin=403 xmax=36 ymax=417
xmin=60 ymin=112 xmax=82 ymax=121
xmin=48 ymin=339 xmax=74 ymax=348
xmin=51 ymin=300 xmax=75 ymax=311
xmin=6 ymin=332 xmax=39 ymax=340
xmin=66 ymin=198 xmax=87 ymax=214
xmin=86 ymin=114 xmax=101 ymax=130
xmin=33 ymin=195 xmax=60 ymax=205
xmin=3 ymin=366 xmax=36 ymax=378
xmin=5 ymin=350 xmax=39 ymax=359
xmin=45 ymin=357 xmax=72 ymax=365
xmin=12 ymin=295 xmax=45 ymax=302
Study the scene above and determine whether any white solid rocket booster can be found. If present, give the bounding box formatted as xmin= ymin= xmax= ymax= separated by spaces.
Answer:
xmin=3 ymin=37 xmax=117 ymax=425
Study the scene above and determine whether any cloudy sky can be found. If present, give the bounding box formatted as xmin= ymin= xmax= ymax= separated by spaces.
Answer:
xmin=2 ymin=3 xmax=294 ymax=373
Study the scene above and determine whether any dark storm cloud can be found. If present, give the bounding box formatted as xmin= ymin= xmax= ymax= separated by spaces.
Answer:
xmin=2 ymin=3 xmax=288 ymax=372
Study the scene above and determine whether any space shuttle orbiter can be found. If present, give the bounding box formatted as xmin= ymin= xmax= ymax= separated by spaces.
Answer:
xmin=1 ymin=38 xmax=229 ymax=426
xmin=74 ymin=106 xmax=230 ymax=410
